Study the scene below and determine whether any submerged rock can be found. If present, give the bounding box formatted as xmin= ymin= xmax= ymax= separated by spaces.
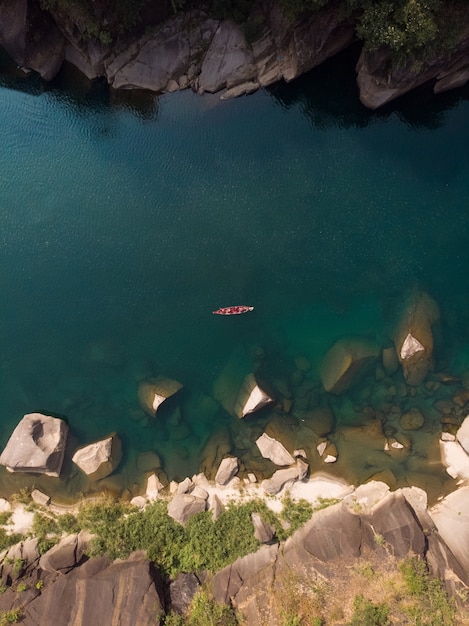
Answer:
xmin=400 ymin=408 xmax=425 ymax=431
xmin=0 ymin=413 xmax=68 ymax=477
xmin=320 ymin=336 xmax=380 ymax=395
xmin=138 ymin=376 xmax=183 ymax=417
xmin=394 ymin=291 xmax=440 ymax=386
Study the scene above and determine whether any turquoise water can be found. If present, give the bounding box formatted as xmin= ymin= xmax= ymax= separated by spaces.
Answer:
xmin=0 ymin=52 xmax=468 ymax=501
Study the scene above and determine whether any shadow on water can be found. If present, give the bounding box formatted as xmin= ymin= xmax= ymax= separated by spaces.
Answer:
xmin=0 ymin=48 xmax=159 ymax=121
xmin=269 ymin=43 xmax=469 ymax=132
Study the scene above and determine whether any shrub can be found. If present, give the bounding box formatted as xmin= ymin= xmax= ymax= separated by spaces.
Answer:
xmin=350 ymin=595 xmax=389 ymax=626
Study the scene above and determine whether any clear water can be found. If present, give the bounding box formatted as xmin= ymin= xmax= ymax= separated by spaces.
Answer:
xmin=0 ymin=50 xmax=468 ymax=503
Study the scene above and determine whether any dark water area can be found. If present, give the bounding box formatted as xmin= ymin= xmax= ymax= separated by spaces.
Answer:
xmin=0 ymin=49 xmax=468 ymax=503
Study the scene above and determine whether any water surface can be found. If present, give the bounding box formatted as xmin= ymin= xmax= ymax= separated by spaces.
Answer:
xmin=0 ymin=52 xmax=468 ymax=502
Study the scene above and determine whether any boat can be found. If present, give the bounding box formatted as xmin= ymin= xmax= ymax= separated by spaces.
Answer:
xmin=212 ymin=305 xmax=254 ymax=315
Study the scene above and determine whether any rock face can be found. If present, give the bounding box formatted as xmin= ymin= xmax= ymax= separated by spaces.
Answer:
xmin=320 ymin=336 xmax=380 ymax=394
xmin=72 ymin=433 xmax=122 ymax=481
xmin=0 ymin=413 xmax=68 ymax=477
xmin=138 ymin=376 xmax=183 ymax=416
xmin=23 ymin=553 xmax=165 ymax=626
xmin=356 ymin=34 xmax=469 ymax=109
xmin=394 ymin=292 xmax=440 ymax=386
xmin=0 ymin=0 xmax=65 ymax=80
xmin=211 ymin=484 xmax=430 ymax=622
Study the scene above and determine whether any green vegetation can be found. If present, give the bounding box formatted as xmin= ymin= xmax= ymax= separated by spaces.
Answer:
xmin=164 ymin=589 xmax=239 ymax=625
xmin=74 ymin=495 xmax=312 ymax=577
xmin=0 ymin=609 xmax=23 ymax=625
xmin=350 ymin=595 xmax=389 ymax=625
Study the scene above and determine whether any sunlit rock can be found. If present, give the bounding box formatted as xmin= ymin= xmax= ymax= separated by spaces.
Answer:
xmin=0 ymin=413 xmax=68 ymax=477
xmin=251 ymin=512 xmax=275 ymax=543
xmin=261 ymin=467 xmax=298 ymax=495
xmin=320 ymin=336 xmax=380 ymax=395
xmin=439 ymin=439 xmax=469 ymax=479
xmin=146 ymin=473 xmax=165 ymax=501
xmin=456 ymin=416 xmax=469 ymax=454
xmin=256 ymin=433 xmax=295 ymax=466
xmin=167 ymin=494 xmax=206 ymax=525
xmin=215 ymin=456 xmax=239 ymax=485
xmin=234 ymin=374 xmax=274 ymax=418
xmin=430 ymin=486 xmax=469 ymax=575
xmin=138 ymin=376 xmax=183 ymax=417
xmin=72 ymin=433 xmax=122 ymax=481
xmin=394 ymin=291 xmax=440 ymax=386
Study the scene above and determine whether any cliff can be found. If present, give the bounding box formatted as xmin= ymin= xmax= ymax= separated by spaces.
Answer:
xmin=1 ymin=0 xmax=469 ymax=108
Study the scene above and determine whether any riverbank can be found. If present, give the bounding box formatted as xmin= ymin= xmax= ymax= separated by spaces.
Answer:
xmin=1 ymin=0 xmax=469 ymax=109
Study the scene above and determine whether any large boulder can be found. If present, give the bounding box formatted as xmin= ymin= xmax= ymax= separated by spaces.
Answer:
xmin=72 ymin=433 xmax=122 ymax=481
xmin=456 ymin=415 xmax=469 ymax=454
xmin=256 ymin=433 xmax=295 ymax=466
xmin=261 ymin=467 xmax=298 ymax=495
xmin=167 ymin=494 xmax=206 ymax=525
xmin=319 ymin=336 xmax=380 ymax=394
xmin=215 ymin=456 xmax=239 ymax=485
xmin=394 ymin=291 xmax=440 ymax=386
xmin=138 ymin=376 xmax=183 ymax=417
xmin=234 ymin=374 xmax=275 ymax=418
xmin=0 ymin=413 xmax=68 ymax=477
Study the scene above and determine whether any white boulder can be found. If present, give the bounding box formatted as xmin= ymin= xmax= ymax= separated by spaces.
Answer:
xmin=256 ymin=433 xmax=295 ymax=466
xmin=72 ymin=433 xmax=122 ymax=481
xmin=0 ymin=413 xmax=68 ymax=477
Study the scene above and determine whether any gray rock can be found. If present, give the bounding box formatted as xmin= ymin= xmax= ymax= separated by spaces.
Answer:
xmin=261 ymin=467 xmax=298 ymax=495
xmin=251 ymin=512 xmax=275 ymax=543
xmin=256 ymin=433 xmax=294 ymax=466
xmin=169 ymin=572 xmax=201 ymax=615
xmin=0 ymin=413 xmax=68 ymax=477
xmin=215 ymin=457 xmax=239 ymax=485
xmin=31 ymin=489 xmax=51 ymax=506
xmin=39 ymin=532 xmax=90 ymax=574
xmin=72 ymin=433 xmax=122 ymax=481
xmin=209 ymin=493 xmax=224 ymax=520
xmin=199 ymin=20 xmax=256 ymax=93
xmin=167 ymin=494 xmax=206 ymax=525
xmin=24 ymin=552 xmax=164 ymax=625
xmin=176 ymin=477 xmax=193 ymax=495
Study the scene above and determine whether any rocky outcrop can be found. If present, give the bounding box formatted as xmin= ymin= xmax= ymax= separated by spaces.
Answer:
xmin=0 ymin=0 xmax=65 ymax=80
xmin=357 ymin=31 xmax=469 ymax=109
xmin=0 ymin=413 xmax=68 ymax=477
xmin=23 ymin=553 xmax=164 ymax=625
xmin=0 ymin=0 xmax=469 ymax=107
xmin=72 ymin=433 xmax=122 ymax=481
xmin=319 ymin=336 xmax=380 ymax=394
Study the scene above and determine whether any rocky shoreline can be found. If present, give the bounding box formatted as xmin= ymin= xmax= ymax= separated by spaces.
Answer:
xmin=0 ymin=476 xmax=469 ymax=623
xmin=1 ymin=0 xmax=469 ymax=109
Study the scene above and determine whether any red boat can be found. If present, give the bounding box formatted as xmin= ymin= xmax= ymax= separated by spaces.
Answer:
xmin=212 ymin=305 xmax=254 ymax=315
